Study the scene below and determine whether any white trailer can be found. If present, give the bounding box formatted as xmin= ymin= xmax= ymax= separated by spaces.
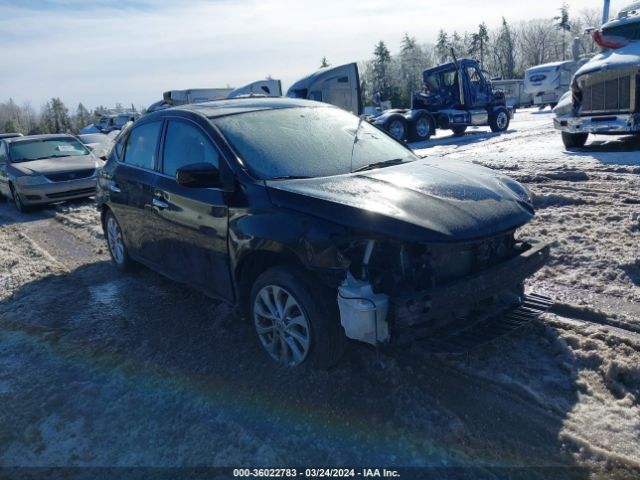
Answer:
xmin=524 ymin=60 xmax=585 ymax=108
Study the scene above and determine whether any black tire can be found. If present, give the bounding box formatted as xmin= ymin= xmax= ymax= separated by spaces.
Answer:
xmin=9 ymin=183 xmax=27 ymax=213
xmin=410 ymin=113 xmax=433 ymax=142
xmin=250 ymin=266 xmax=347 ymax=369
xmin=489 ymin=108 xmax=510 ymax=133
xmin=451 ymin=125 xmax=467 ymax=137
xmin=383 ymin=115 xmax=408 ymax=142
xmin=103 ymin=209 xmax=132 ymax=271
xmin=561 ymin=132 xmax=589 ymax=149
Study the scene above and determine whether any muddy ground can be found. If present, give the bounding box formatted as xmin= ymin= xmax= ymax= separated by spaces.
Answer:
xmin=1 ymin=110 xmax=639 ymax=479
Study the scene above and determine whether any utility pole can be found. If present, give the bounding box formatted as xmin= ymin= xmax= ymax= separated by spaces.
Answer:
xmin=603 ymin=0 xmax=611 ymax=25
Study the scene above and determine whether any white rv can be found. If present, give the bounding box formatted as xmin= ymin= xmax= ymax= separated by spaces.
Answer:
xmin=524 ymin=60 xmax=586 ymax=108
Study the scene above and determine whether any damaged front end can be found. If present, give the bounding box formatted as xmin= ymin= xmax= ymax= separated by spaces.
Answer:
xmin=334 ymin=232 xmax=550 ymax=351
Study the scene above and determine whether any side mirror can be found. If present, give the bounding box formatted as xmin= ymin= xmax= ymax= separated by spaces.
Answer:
xmin=176 ymin=162 xmax=221 ymax=188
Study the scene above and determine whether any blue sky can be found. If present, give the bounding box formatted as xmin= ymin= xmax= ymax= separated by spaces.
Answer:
xmin=0 ymin=0 xmax=625 ymax=111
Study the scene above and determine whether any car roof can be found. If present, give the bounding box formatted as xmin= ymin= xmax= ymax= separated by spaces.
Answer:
xmin=156 ymin=97 xmax=331 ymax=120
xmin=3 ymin=133 xmax=77 ymax=144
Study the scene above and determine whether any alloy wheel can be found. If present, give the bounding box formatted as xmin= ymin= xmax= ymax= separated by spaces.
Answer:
xmin=497 ymin=111 xmax=509 ymax=130
xmin=253 ymin=285 xmax=311 ymax=367
xmin=106 ymin=215 xmax=125 ymax=266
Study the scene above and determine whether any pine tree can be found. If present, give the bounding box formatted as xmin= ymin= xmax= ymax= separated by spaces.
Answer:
xmin=41 ymin=98 xmax=71 ymax=134
xmin=495 ymin=18 xmax=516 ymax=78
xmin=555 ymin=3 xmax=571 ymax=60
xmin=470 ymin=23 xmax=490 ymax=68
xmin=372 ymin=41 xmax=392 ymax=101
xmin=436 ymin=30 xmax=450 ymax=63
xmin=399 ymin=34 xmax=423 ymax=107
xmin=74 ymin=102 xmax=91 ymax=133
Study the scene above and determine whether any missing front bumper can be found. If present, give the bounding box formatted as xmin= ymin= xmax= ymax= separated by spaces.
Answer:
xmin=395 ymin=293 xmax=554 ymax=353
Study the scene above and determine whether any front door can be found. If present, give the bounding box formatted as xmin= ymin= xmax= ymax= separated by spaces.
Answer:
xmin=150 ymin=117 xmax=233 ymax=301
xmin=0 ymin=142 xmax=10 ymax=198
xmin=465 ymin=65 xmax=492 ymax=107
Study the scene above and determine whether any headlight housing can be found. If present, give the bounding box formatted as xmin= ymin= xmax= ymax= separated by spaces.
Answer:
xmin=16 ymin=175 xmax=49 ymax=186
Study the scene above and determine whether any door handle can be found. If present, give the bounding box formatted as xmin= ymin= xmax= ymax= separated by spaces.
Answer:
xmin=152 ymin=198 xmax=169 ymax=209
xmin=109 ymin=183 xmax=121 ymax=193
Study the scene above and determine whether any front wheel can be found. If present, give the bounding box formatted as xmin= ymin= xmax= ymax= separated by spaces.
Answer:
xmin=104 ymin=209 xmax=132 ymax=271
xmin=250 ymin=266 xmax=346 ymax=369
xmin=10 ymin=184 xmax=27 ymax=213
xmin=489 ymin=108 xmax=510 ymax=133
xmin=561 ymin=132 xmax=589 ymax=149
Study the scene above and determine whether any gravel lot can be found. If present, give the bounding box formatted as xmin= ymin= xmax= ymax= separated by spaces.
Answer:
xmin=1 ymin=109 xmax=639 ymax=479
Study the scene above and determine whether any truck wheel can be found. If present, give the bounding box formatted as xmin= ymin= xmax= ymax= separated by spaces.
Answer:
xmin=250 ymin=266 xmax=346 ymax=369
xmin=410 ymin=114 xmax=433 ymax=142
xmin=384 ymin=116 xmax=408 ymax=142
xmin=561 ymin=132 xmax=589 ymax=149
xmin=451 ymin=126 xmax=467 ymax=137
xmin=104 ymin=209 xmax=132 ymax=271
xmin=489 ymin=108 xmax=510 ymax=133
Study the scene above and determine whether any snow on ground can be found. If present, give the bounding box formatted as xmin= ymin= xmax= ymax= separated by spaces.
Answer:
xmin=415 ymin=109 xmax=640 ymax=309
xmin=0 ymin=109 xmax=639 ymax=477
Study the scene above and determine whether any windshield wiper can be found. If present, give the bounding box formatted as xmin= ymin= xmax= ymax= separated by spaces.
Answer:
xmin=268 ymin=175 xmax=312 ymax=180
xmin=353 ymin=158 xmax=409 ymax=173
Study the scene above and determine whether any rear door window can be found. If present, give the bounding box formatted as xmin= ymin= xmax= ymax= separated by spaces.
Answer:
xmin=162 ymin=120 xmax=220 ymax=178
xmin=123 ymin=121 xmax=162 ymax=170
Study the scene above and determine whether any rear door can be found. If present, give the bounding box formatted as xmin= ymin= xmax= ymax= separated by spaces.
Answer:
xmin=107 ymin=119 xmax=163 ymax=261
xmin=150 ymin=117 xmax=233 ymax=301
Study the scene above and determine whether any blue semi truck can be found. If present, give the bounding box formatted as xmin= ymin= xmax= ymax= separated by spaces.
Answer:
xmin=287 ymin=57 xmax=513 ymax=142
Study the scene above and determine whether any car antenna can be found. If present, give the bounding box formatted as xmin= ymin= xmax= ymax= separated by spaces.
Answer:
xmin=350 ymin=115 xmax=364 ymax=173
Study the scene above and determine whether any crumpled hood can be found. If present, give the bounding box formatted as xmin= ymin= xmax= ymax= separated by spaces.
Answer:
xmin=574 ymin=41 xmax=640 ymax=77
xmin=266 ymin=159 xmax=534 ymax=243
xmin=12 ymin=155 xmax=98 ymax=175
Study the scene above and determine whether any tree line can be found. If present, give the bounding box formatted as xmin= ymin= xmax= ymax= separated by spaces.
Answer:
xmin=0 ymin=99 xmax=138 ymax=136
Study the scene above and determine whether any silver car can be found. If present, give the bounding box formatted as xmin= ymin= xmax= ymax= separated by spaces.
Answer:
xmin=0 ymin=134 xmax=101 ymax=212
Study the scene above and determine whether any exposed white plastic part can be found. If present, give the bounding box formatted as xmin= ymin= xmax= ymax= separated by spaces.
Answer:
xmin=337 ymin=273 xmax=390 ymax=346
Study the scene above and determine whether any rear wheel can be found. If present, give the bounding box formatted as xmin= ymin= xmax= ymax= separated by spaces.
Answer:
xmin=451 ymin=125 xmax=467 ymax=137
xmin=561 ymin=132 xmax=589 ymax=149
xmin=410 ymin=114 xmax=433 ymax=142
xmin=9 ymin=183 xmax=27 ymax=213
xmin=104 ymin=209 xmax=132 ymax=271
xmin=383 ymin=116 xmax=408 ymax=142
xmin=489 ymin=108 xmax=510 ymax=133
xmin=250 ymin=266 xmax=346 ymax=369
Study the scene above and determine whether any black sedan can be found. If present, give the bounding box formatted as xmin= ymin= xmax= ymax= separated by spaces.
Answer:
xmin=97 ymin=98 xmax=549 ymax=368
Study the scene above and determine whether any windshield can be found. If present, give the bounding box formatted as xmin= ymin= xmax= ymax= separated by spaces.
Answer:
xmin=212 ymin=106 xmax=417 ymax=180
xmin=115 ymin=115 xmax=133 ymax=127
xmin=9 ymin=137 xmax=90 ymax=163
xmin=97 ymin=117 xmax=113 ymax=127
xmin=602 ymin=21 xmax=640 ymax=41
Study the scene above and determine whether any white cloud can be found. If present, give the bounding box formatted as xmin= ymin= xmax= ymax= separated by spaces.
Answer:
xmin=0 ymin=0 xmax=626 ymax=110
